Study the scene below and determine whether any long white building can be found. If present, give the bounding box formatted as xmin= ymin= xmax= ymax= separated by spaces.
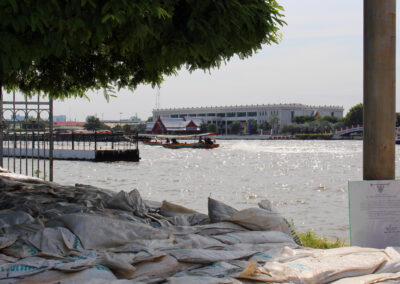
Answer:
xmin=153 ymin=104 xmax=343 ymax=129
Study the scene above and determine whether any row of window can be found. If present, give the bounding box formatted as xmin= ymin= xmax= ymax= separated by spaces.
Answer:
xmin=169 ymin=112 xmax=259 ymax=118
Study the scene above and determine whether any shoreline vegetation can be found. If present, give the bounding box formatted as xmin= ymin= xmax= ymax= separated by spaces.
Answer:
xmin=298 ymin=231 xmax=348 ymax=249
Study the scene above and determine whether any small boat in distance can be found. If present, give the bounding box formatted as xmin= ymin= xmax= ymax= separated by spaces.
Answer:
xmin=156 ymin=133 xmax=219 ymax=149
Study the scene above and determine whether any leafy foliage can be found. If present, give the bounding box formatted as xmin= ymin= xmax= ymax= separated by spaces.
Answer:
xmin=292 ymin=115 xmax=315 ymax=124
xmin=298 ymin=231 xmax=347 ymax=249
xmin=258 ymin=121 xmax=271 ymax=130
xmin=321 ymin=115 xmax=340 ymax=124
xmin=0 ymin=0 xmax=285 ymax=98
xmin=344 ymin=103 xmax=363 ymax=126
xmin=84 ymin=115 xmax=109 ymax=130
xmin=206 ymin=123 xmax=217 ymax=133
xmin=229 ymin=121 xmax=241 ymax=134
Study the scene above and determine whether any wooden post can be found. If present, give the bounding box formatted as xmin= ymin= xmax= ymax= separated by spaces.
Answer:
xmin=363 ymin=0 xmax=396 ymax=180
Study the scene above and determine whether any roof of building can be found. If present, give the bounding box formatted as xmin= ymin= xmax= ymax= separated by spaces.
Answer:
xmin=53 ymin=122 xmax=85 ymax=127
xmin=146 ymin=117 xmax=201 ymax=132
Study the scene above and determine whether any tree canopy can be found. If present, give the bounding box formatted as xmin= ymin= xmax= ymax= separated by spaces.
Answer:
xmin=344 ymin=103 xmax=363 ymax=126
xmin=84 ymin=115 xmax=109 ymax=130
xmin=0 ymin=0 xmax=285 ymax=99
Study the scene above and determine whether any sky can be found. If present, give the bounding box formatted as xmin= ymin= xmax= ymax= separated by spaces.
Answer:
xmin=6 ymin=0 xmax=399 ymax=121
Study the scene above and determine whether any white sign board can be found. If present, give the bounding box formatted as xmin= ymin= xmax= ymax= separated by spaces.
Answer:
xmin=349 ymin=180 xmax=400 ymax=248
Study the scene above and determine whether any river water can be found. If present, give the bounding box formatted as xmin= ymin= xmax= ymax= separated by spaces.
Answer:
xmin=53 ymin=140 xmax=400 ymax=241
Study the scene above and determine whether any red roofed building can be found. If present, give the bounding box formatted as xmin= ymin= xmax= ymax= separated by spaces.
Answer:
xmin=53 ymin=122 xmax=85 ymax=133
xmin=146 ymin=116 xmax=202 ymax=134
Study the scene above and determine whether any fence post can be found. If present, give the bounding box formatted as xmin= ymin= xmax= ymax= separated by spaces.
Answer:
xmin=94 ymin=130 xmax=97 ymax=151
xmin=71 ymin=130 xmax=74 ymax=150
xmin=363 ymin=0 xmax=396 ymax=180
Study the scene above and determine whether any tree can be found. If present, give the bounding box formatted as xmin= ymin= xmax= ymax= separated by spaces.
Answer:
xmin=84 ymin=116 xmax=108 ymax=131
xmin=207 ymin=123 xmax=217 ymax=134
xmin=344 ymin=103 xmax=363 ymax=126
xmin=229 ymin=121 xmax=241 ymax=135
xmin=147 ymin=117 xmax=154 ymax=123
xmin=200 ymin=123 xmax=208 ymax=133
xmin=321 ymin=116 xmax=340 ymax=124
xmin=259 ymin=121 xmax=271 ymax=131
xmin=269 ymin=114 xmax=280 ymax=134
xmin=292 ymin=115 xmax=315 ymax=124
xmin=0 ymin=1 xmax=285 ymax=99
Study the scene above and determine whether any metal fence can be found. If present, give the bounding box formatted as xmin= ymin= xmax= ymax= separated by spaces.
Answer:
xmin=53 ymin=132 xmax=139 ymax=151
xmin=0 ymin=92 xmax=53 ymax=181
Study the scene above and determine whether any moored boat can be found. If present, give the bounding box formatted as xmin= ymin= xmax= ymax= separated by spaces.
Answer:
xmin=156 ymin=133 xmax=219 ymax=149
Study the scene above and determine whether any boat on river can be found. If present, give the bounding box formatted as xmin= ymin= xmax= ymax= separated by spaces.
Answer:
xmin=156 ymin=133 xmax=219 ymax=149
xmin=142 ymin=139 xmax=161 ymax=146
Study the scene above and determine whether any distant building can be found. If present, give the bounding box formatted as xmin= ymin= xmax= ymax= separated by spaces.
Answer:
xmin=153 ymin=103 xmax=343 ymax=134
xmin=146 ymin=117 xmax=203 ymax=134
xmin=102 ymin=116 xmax=142 ymax=128
xmin=53 ymin=122 xmax=85 ymax=133
xmin=53 ymin=115 xmax=67 ymax=122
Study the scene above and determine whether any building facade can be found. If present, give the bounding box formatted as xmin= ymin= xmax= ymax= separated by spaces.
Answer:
xmin=153 ymin=103 xmax=343 ymax=134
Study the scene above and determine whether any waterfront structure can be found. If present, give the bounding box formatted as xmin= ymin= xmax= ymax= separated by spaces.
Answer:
xmin=153 ymin=103 xmax=343 ymax=134
xmin=146 ymin=117 xmax=202 ymax=134
xmin=102 ymin=116 xmax=142 ymax=128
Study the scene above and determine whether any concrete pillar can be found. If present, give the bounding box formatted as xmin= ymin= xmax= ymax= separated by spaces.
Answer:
xmin=363 ymin=0 xmax=396 ymax=180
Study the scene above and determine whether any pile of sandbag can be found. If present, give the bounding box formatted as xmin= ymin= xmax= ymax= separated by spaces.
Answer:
xmin=0 ymin=169 xmax=400 ymax=283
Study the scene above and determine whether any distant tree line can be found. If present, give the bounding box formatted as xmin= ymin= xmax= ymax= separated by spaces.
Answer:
xmin=84 ymin=116 xmax=145 ymax=133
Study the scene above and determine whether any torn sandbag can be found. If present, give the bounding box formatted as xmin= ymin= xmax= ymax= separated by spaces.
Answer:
xmin=208 ymin=198 xmax=238 ymax=223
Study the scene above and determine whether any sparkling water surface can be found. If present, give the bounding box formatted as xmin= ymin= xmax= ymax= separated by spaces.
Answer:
xmin=53 ymin=140 xmax=400 ymax=240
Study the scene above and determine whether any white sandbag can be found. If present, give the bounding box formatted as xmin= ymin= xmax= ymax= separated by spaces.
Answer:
xmin=166 ymin=248 xmax=257 ymax=264
xmin=14 ymin=265 xmax=118 ymax=284
xmin=227 ymin=208 xmax=288 ymax=232
xmin=173 ymin=234 xmax=225 ymax=249
xmin=0 ymin=256 xmax=58 ymax=279
xmin=159 ymin=201 xmax=199 ymax=217
xmin=213 ymin=231 xmax=295 ymax=245
xmin=0 ymin=210 xmax=35 ymax=229
xmin=194 ymin=222 xmax=247 ymax=236
xmin=105 ymin=189 xmax=146 ymax=217
xmin=167 ymin=276 xmax=242 ymax=284
xmin=26 ymin=227 xmax=81 ymax=256
xmin=374 ymin=247 xmax=400 ymax=274
xmin=107 ymin=238 xmax=175 ymax=253
xmin=130 ymin=255 xmax=191 ymax=280
xmin=332 ymin=272 xmax=400 ymax=284
xmin=185 ymin=261 xmax=242 ymax=277
xmin=166 ymin=213 xmax=209 ymax=227
xmin=0 ymin=234 xmax=17 ymax=250
xmin=208 ymin=198 xmax=238 ymax=223
xmin=2 ymin=241 xmax=39 ymax=258
xmin=236 ymin=246 xmax=392 ymax=283
xmin=59 ymin=214 xmax=170 ymax=249
xmin=98 ymin=252 xmax=136 ymax=279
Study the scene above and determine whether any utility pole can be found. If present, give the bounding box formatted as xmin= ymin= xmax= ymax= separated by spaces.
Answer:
xmin=363 ymin=0 xmax=396 ymax=180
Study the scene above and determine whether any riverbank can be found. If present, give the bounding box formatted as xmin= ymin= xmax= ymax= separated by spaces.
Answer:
xmin=215 ymin=134 xmax=363 ymax=140
xmin=1 ymin=169 xmax=400 ymax=283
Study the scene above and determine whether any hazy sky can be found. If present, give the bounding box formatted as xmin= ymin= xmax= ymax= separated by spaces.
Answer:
xmin=8 ymin=0 xmax=400 ymax=121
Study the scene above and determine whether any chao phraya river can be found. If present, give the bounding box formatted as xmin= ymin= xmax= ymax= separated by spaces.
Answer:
xmin=54 ymin=140 xmax=400 ymax=240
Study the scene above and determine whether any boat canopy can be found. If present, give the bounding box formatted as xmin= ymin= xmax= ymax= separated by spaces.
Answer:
xmin=156 ymin=133 xmax=216 ymax=139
